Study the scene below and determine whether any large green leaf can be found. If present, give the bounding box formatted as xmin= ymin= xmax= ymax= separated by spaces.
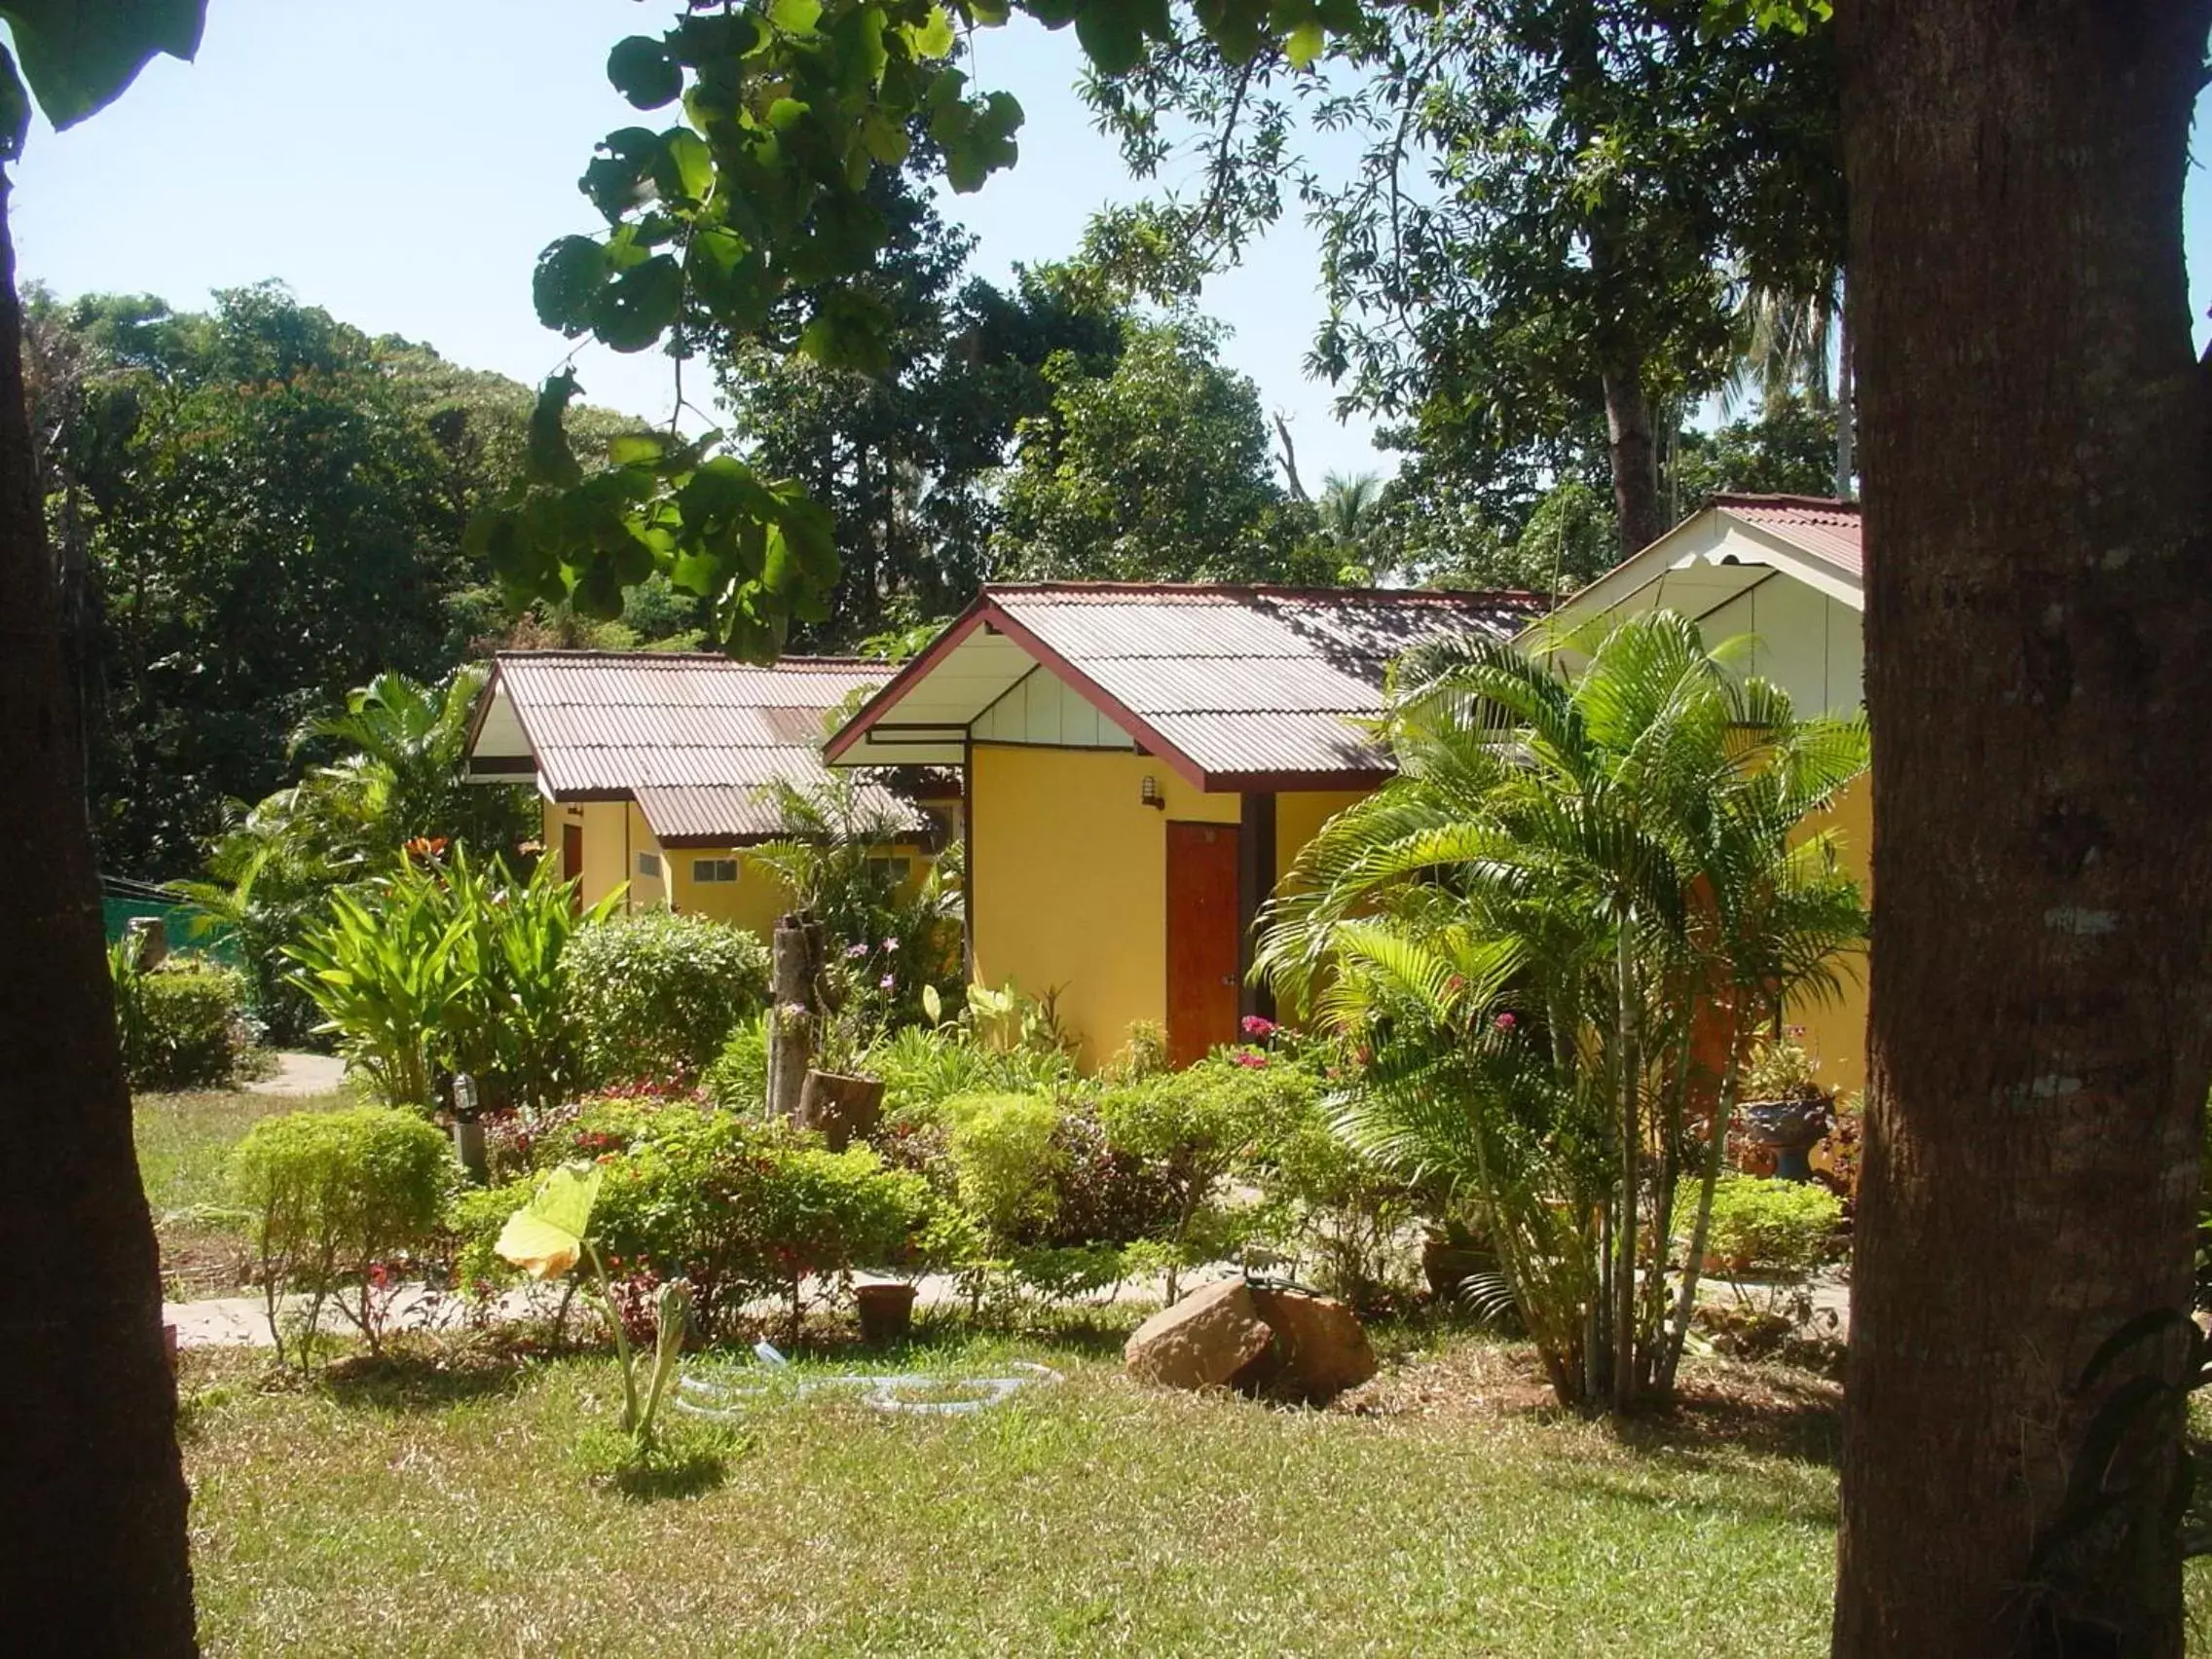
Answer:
xmin=1 ymin=0 xmax=202 ymax=129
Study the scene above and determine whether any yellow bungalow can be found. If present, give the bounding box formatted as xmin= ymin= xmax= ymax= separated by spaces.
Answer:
xmin=1538 ymin=493 xmax=1869 ymax=1095
xmin=823 ymin=584 xmax=1546 ymax=1068
xmin=462 ymin=650 xmax=952 ymax=937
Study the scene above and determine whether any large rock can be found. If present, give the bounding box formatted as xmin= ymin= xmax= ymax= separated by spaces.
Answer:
xmin=1237 ymin=1285 xmax=1379 ymax=1401
xmin=1124 ymin=1279 xmax=1274 ymax=1390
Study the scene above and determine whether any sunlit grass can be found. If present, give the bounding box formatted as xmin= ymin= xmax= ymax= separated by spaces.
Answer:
xmin=135 ymin=1088 xmax=350 ymax=1298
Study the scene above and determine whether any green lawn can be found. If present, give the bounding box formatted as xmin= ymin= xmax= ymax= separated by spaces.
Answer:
xmin=176 ymin=1322 xmax=1863 ymax=1659
xmin=135 ymin=1088 xmax=350 ymax=1298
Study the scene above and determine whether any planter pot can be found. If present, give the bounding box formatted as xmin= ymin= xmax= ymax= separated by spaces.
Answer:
xmin=854 ymin=1281 xmax=918 ymax=1345
xmin=1740 ymin=1094 xmax=1832 ymax=1183
xmin=797 ymin=1070 xmax=885 ymax=1152
xmin=452 ymin=1119 xmax=488 ymax=1184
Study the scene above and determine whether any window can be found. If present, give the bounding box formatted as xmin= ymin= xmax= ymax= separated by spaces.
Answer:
xmin=636 ymin=851 xmax=662 ymax=879
xmin=691 ymin=858 xmax=738 ymax=884
xmin=871 ymin=856 xmax=913 ymax=884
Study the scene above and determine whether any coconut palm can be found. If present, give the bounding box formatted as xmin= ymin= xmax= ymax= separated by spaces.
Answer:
xmin=1259 ymin=610 xmax=1867 ymax=1412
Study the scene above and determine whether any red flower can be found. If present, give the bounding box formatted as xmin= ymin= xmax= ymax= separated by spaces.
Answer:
xmin=1240 ymin=1014 xmax=1277 ymax=1040
xmin=1231 ymin=1049 xmax=1270 ymax=1069
xmin=1494 ymin=1012 xmax=1519 ymax=1033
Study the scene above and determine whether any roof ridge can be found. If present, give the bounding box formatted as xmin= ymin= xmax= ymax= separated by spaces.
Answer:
xmin=1709 ymin=493 xmax=1859 ymax=513
xmin=493 ymin=649 xmax=894 ymax=670
xmin=982 ymin=581 xmax=1550 ymax=605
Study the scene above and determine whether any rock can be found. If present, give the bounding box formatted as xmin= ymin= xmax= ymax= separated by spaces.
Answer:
xmin=1124 ymin=1279 xmax=1274 ymax=1390
xmin=1238 ymin=1285 xmax=1379 ymax=1401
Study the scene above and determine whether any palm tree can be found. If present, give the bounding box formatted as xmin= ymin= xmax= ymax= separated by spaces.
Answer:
xmin=1259 ymin=611 xmax=1867 ymax=1412
xmin=1316 ymin=470 xmax=1385 ymax=560
xmin=1725 ymin=270 xmax=1854 ymax=499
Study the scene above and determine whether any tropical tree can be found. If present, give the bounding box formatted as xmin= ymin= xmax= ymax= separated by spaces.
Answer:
xmin=1260 ymin=611 xmax=1867 ymax=1412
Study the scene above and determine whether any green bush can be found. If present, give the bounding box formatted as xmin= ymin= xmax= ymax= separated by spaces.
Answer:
xmin=1099 ymin=1052 xmax=1318 ymax=1299
xmin=1700 ymin=1174 xmax=1845 ymax=1277
xmin=701 ymin=1014 xmax=770 ymax=1113
xmin=563 ymin=910 xmax=770 ymax=1086
xmin=866 ymin=1021 xmax=1076 ymax=1118
xmin=227 ymin=1105 xmax=453 ymax=1365
xmin=939 ymin=1092 xmax=1063 ymax=1240
xmin=1254 ymin=1086 xmax=1417 ymax=1310
xmin=111 ymin=946 xmax=252 ymax=1091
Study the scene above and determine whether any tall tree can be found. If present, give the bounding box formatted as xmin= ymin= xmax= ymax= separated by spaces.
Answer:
xmin=1832 ymin=4 xmax=2212 ymax=1655
xmin=990 ymin=315 xmax=1324 ymax=582
xmin=0 ymin=12 xmax=206 ymax=1655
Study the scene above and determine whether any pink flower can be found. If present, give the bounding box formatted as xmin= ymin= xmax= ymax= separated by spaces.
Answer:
xmin=1240 ymin=1014 xmax=1277 ymax=1039
xmin=1494 ymin=1012 xmax=1518 ymax=1033
xmin=845 ymin=942 xmax=868 ymax=960
xmin=881 ymin=937 xmax=900 ymax=951
xmin=880 ymin=975 xmax=896 ymax=991
xmin=1231 ymin=1050 xmax=1270 ymax=1069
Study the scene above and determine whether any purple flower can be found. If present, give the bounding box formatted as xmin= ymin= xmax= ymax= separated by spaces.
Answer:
xmin=880 ymin=975 xmax=896 ymax=991
xmin=881 ymin=936 xmax=900 ymax=951
xmin=844 ymin=942 xmax=868 ymax=960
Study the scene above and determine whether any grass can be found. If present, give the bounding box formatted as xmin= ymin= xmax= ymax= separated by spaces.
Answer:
xmin=135 ymin=1087 xmax=350 ymax=1299
xmin=180 ymin=1320 xmax=1857 ymax=1659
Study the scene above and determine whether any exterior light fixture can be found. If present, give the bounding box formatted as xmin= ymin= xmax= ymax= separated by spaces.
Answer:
xmin=1140 ymin=776 xmax=1164 ymax=810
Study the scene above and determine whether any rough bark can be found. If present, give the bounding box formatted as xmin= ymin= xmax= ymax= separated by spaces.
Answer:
xmin=1601 ymin=360 xmax=1664 ymax=557
xmin=1832 ymin=5 xmax=2212 ymax=1656
xmin=0 ymin=175 xmax=198 ymax=1653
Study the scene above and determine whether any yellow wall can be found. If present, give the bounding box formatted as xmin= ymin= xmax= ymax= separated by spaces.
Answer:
xmin=666 ymin=848 xmax=793 ymax=935
xmin=544 ymin=799 xmax=638 ymax=913
xmin=969 ymin=747 xmax=1376 ymax=1068
xmin=1788 ymin=772 xmax=1871 ymax=1101
xmin=971 ymin=746 xmax=1235 ymax=1068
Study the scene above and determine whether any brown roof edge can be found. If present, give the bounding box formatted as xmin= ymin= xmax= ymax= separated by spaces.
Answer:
xmin=824 ymin=594 xmax=1213 ymax=790
xmin=1199 ymin=766 xmax=1397 ymax=795
xmin=1707 ymin=493 xmax=1858 ymax=512
xmin=982 ymin=580 xmax=1553 ymax=608
xmin=488 ymin=648 xmax=897 ymax=671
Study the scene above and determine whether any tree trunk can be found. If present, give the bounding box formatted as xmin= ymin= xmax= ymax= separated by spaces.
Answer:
xmin=1832 ymin=5 xmax=2212 ymax=1656
xmin=1601 ymin=360 xmax=1664 ymax=557
xmin=1832 ymin=281 xmax=1855 ymax=501
xmin=0 ymin=174 xmax=198 ymax=1653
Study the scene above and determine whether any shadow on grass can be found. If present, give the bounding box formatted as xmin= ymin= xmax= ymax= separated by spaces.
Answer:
xmin=1610 ymin=1373 xmax=1844 ymax=1470
xmin=608 ymin=1449 xmax=734 ymax=1503
xmin=1548 ymin=1465 xmax=1840 ymax=1530
xmin=319 ymin=1346 xmax=527 ymax=1413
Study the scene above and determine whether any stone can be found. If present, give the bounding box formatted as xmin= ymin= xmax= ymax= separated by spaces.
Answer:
xmin=1238 ymin=1285 xmax=1379 ymax=1401
xmin=1123 ymin=1279 xmax=1274 ymax=1390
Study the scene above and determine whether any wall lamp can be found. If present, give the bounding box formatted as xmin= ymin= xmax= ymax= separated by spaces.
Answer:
xmin=1140 ymin=775 xmax=1165 ymax=810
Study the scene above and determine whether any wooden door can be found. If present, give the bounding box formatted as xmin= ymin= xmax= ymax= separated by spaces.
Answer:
xmin=1165 ymin=821 xmax=1240 ymax=1068
xmin=561 ymin=823 xmax=584 ymax=888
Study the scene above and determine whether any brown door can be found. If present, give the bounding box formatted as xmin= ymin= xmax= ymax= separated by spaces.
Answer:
xmin=1165 ymin=821 xmax=1240 ymax=1067
xmin=561 ymin=823 xmax=584 ymax=887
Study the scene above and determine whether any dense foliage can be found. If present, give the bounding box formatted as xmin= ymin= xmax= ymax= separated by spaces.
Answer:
xmin=562 ymin=909 xmax=773 ymax=1088
xmin=106 ymin=944 xmax=252 ymax=1092
xmin=1261 ymin=610 xmax=1868 ymax=1411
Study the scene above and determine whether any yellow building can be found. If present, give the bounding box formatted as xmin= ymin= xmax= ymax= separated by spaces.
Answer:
xmin=463 ymin=651 xmax=952 ymax=938
xmin=824 ymin=585 xmax=1545 ymax=1068
xmin=1540 ymin=494 xmax=1870 ymax=1097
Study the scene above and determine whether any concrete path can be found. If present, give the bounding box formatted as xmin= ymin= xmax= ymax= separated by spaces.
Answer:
xmin=244 ymin=1051 xmax=348 ymax=1097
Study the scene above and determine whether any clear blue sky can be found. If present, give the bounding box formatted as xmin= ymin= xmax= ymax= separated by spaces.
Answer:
xmin=11 ymin=1 xmax=2210 ymax=489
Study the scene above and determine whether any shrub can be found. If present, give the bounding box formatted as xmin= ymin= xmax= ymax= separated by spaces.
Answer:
xmin=1255 ymin=1088 xmax=1418 ymax=1310
xmin=749 ymin=1144 xmax=938 ymax=1342
xmin=227 ymin=1106 xmax=453 ymax=1365
xmin=1035 ymin=1103 xmax=1181 ymax=1249
xmin=701 ymin=1014 xmax=770 ymax=1113
xmin=563 ymin=910 xmax=770 ymax=1086
xmin=110 ymin=945 xmax=252 ymax=1091
xmin=866 ymin=1020 xmax=1075 ymax=1118
xmin=1099 ymin=1052 xmax=1318 ymax=1300
xmin=1700 ymin=1174 xmax=1845 ymax=1277
xmin=939 ymin=1092 xmax=1063 ymax=1240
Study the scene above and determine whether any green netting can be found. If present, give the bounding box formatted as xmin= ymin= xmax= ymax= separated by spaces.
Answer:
xmin=100 ymin=889 xmax=242 ymax=968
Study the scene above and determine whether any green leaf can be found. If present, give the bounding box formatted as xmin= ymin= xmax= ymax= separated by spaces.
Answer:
xmin=532 ymin=236 xmax=607 ymax=336
xmin=0 ymin=0 xmax=203 ymax=129
xmin=902 ymin=7 xmax=956 ymax=59
xmin=496 ymin=1161 xmax=606 ymax=1279
xmin=526 ymin=371 xmax=585 ymax=489
xmin=768 ymin=0 xmax=823 ymax=34
xmin=608 ymin=433 xmax=668 ymax=468
xmin=0 ymin=46 xmax=26 ymax=163
xmin=1072 ymin=1 xmax=1145 ymax=75
xmin=1284 ymin=18 xmax=1325 ymax=69
xmin=589 ymin=254 xmax=683 ymax=353
xmin=656 ymin=128 xmax=714 ymax=204
xmin=607 ymin=34 xmax=682 ymax=109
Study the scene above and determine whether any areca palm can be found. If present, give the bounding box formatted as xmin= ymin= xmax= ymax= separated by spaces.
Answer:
xmin=1259 ymin=610 xmax=1867 ymax=1412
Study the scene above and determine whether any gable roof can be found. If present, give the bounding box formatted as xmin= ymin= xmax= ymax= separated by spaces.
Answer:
xmin=465 ymin=651 xmax=938 ymax=846
xmin=1541 ymin=495 xmax=1863 ymax=642
xmin=824 ymin=583 xmax=1550 ymax=791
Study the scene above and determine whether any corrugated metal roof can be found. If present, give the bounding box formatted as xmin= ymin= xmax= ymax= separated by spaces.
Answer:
xmin=986 ymin=585 xmax=1548 ymax=783
xmin=1713 ymin=495 xmax=1862 ymax=576
xmin=483 ymin=651 xmax=935 ymax=842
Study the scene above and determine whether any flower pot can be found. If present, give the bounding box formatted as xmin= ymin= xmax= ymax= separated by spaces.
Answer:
xmin=797 ymin=1070 xmax=885 ymax=1152
xmin=854 ymin=1281 xmax=918 ymax=1345
xmin=1740 ymin=1094 xmax=1832 ymax=1182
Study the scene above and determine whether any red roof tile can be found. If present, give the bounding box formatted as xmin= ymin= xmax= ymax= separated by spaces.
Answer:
xmin=1711 ymin=495 xmax=1862 ymax=577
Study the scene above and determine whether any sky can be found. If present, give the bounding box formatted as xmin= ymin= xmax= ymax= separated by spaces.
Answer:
xmin=11 ymin=2 xmax=2212 ymax=491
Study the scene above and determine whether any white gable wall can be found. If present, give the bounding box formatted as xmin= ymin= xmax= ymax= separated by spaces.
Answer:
xmin=972 ymin=664 xmax=1138 ymax=750
xmin=1695 ymin=570 xmax=1864 ymax=717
